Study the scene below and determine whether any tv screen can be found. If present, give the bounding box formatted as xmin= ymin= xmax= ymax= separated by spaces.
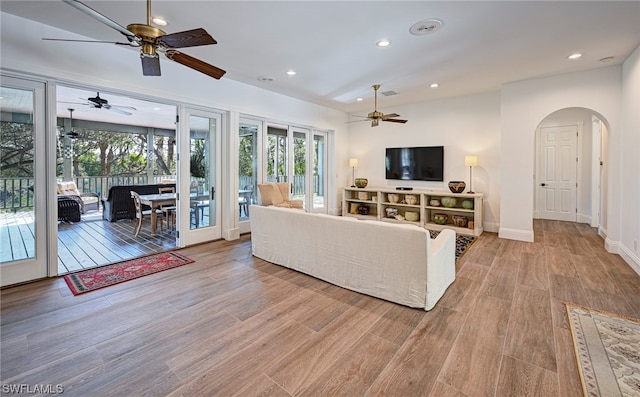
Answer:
xmin=385 ymin=146 xmax=444 ymax=181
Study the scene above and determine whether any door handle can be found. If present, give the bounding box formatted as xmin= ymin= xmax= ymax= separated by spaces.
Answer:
xmin=541 ymin=183 xmax=546 ymax=186
xmin=211 ymin=187 xmax=215 ymax=200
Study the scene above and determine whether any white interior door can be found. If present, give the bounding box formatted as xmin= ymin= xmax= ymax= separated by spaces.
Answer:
xmin=177 ymin=107 xmax=222 ymax=246
xmin=537 ymin=125 xmax=578 ymax=221
xmin=0 ymin=76 xmax=48 ymax=286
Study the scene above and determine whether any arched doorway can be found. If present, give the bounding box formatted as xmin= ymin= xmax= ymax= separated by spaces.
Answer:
xmin=533 ymin=107 xmax=610 ymax=235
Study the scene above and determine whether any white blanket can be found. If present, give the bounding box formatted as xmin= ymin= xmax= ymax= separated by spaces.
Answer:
xmin=249 ymin=205 xmax=456 ymax=310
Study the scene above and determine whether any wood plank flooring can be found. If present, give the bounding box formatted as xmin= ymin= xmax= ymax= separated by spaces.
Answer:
xmin=1 ymin=219 xmax=639 ymax=396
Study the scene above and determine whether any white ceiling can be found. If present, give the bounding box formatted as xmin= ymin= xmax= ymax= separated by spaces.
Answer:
xmin=2 ymin=0 xmax=640 ymax=115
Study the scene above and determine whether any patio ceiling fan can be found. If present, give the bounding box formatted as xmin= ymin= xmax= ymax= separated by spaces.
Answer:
xmin=350 ymin=85 xmax=408 ymax=127
xmin=59 ymin=92 xmax=137 ymax=116
xmin=44 ymin=0 xmax=226 ymax=79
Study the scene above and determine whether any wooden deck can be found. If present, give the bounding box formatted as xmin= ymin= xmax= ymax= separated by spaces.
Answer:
xmin=1 ymin=210 xmax=176 ymax=275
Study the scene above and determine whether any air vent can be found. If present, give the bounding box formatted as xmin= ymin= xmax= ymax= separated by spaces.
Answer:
xmin=257 ymin=75 xmax=275 ymax=82
xmin=381 ymin=90 xmax=397 ymax=96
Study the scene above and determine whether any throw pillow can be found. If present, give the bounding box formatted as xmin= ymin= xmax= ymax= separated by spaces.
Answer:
xmin=257 ymin=183 xmax=284 ymax=206
xmin=275 ymin=182 xmax=291 ymax=201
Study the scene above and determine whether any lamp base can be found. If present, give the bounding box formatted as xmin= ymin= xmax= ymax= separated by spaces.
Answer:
xmin=350 ymin=185 xmax=355 ymax=187
xmin=468 ymin=191 xmax=475 ymax=194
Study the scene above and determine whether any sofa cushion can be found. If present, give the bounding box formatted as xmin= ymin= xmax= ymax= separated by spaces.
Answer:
xmin=57 ymin=181 xmax=81 ymax=196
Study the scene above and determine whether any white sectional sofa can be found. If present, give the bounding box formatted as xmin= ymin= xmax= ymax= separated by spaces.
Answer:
xmin=249 ymin=205 xmax=457 ymax=310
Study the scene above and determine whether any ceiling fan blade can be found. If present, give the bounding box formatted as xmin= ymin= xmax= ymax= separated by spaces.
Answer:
xmin=383 ymin=118 xmax=408 ymax=124
xmin=43 ymin=38 xmax=135 ymax=46
xmin=159 ymin=28 xmax=217 ymax=49
xmin=111 ymin=105 xmax=138 ymax=111
xmin=141 ymin=56 xmax=161 ymax=76
xmin=107 ymin=107 xmax=133 ymax=116
xmin=345 ymin=119 xmax=369 ymax=124
xmin=382 ymin=113 xmax=400 ymax=119
xmin=165 ymin=50 xmax=226 ymax=79
xmin=62 ymin=0 xmax=137 ymax=41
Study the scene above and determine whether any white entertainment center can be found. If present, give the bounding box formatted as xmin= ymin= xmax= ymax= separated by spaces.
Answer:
xmin=342 ymin=187 xmax=484 ymax=237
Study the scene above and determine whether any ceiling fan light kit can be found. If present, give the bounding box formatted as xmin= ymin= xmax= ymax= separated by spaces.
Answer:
xmin=52 ymin=0 xmax=226 ymax=80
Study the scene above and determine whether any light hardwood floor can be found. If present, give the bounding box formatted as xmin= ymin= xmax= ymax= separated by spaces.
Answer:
xmin=1 ymin=219 xmax=639 ymax=396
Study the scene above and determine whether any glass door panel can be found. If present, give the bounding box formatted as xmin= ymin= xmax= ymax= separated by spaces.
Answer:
xmin=0 ymin=77 xmax=47 ymax=286
xmin=178 ymin=108 xmax=221 ymax=246
xmin=239 ymin=120 xmax=259 ymax=221
xmin=266 ymin=126 xmax=288 ymax=183
xmin=292 ymin=128 xmax=308 ymax=207
xmin=313 ymin=132 xmax=328 ymax=212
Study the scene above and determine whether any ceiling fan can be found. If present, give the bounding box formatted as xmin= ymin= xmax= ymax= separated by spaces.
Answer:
xmin=351 ymin=85 xmax=408 ymax=127
xmin=59 ymin=92 xmax=137 ymax=115
xmin=44 ymin=0 xmax=226 ymax=79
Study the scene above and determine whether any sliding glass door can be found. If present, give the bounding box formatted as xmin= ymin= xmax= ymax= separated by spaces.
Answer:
xmin=0 ymin=76 xmax=48 ymax=286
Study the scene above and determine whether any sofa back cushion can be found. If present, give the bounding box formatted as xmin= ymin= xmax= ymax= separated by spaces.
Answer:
xmin=57 ymin=181 xmax=80 ymax=196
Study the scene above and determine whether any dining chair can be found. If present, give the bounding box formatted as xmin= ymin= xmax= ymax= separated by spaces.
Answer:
xmin=238 ymin=185 xmax=253 ymax=217
xmin=158 ymin=186 xmax=176 ymax=230
xmin=130 ymin=191 xmax=163 ymax=237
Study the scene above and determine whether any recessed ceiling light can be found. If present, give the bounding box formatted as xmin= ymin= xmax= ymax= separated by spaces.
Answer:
xmin=409 ymin=19 xmax=443 ymax=36
xmin=153 ymin=107 xmax=161 ymax=111
xmin=568 ymin=53 xmax=582 ymax=60
xmin=152 ymin=17 xmax=167 ymax=26
xmin=257 ymin=75 xmax=275 ymax=82
xmin=430 ymin=83 xmax=439 ymax=88
xmin=286 ymin=70 xmax=297 ymax=76
xmin=599 ymin=56 xmax=615 ymax=63
xmin=356 ymin=98 xmax=364 ymax=102
xmin=376 ymin=39 xmax=391 ymax=47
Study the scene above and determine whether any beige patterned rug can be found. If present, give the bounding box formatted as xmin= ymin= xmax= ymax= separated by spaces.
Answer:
xmin=566 ymin=303 xmax=640 ymax=396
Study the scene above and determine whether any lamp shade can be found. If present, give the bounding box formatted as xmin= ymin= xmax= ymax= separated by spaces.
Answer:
xmin=465 ymin=155 xmax=478 ymax=167
xmin=349 ymin=158 xmax=358 ymax=167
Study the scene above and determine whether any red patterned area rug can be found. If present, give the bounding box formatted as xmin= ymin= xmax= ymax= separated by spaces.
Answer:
xmin=566 ymin=303 xmax=640 ymax=397
xmin=64 ymin=251 xmax=194 ymax=295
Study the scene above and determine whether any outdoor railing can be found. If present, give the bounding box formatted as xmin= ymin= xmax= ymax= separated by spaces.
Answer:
xmin=1 ymin=174 xmax=323 ymax=212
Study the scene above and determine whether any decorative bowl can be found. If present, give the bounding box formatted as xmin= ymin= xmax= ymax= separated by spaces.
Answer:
xmin=357 ymin=205 xmax=370 ymax=215
xmin=462 ymin=199 xmax=474 ymax=209
xmin=448 ymin=181 xmax=466 ymax=193
xmin=441 ymin=197 xmax=457 ymax=208
xmin=405 ymin=211 xmax=419 ymax=222
xmin=429 ymin=199 xmax=441 ymax=207
xmin=405 ymin=195 xmax=418 ymax=205
xmin=354 ymin=178 xmax=368 ymax=188
xmin=452 ymin=215 xmax=468 ymax=227
xmin=388 ymin=193 xmax=400 ymax=203
xmin=433 ymin=213 xmax=448 ymax=225
xmin=385 ymin=207 xmax=398 ymax=218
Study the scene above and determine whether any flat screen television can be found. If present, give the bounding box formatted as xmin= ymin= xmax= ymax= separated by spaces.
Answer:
xmin=385 ymin=146 xmax=444 ymax=181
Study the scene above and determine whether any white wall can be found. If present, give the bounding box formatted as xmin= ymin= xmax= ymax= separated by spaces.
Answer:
xmin=620 ymin=44 xmax=640 ymax=272
xmin=500 ymin=66 xmax=622 ymax=242
xmin=347 ymin=92 xmax=502 ymax=232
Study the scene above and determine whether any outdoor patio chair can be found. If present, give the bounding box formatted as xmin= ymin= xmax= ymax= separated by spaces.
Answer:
xmin=158 ymin=186 xmax=176 ymax=230
xmin=130 ymin=191 xmax=163 ymax=237
xmin=57 ymin=181 xmax=100 ymax=214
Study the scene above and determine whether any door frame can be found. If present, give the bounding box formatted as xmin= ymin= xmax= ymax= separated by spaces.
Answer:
xmin=0 ymin=75 xmax=50 ymax=285
xmin=177 ymin=106 xmax=223 ymax=246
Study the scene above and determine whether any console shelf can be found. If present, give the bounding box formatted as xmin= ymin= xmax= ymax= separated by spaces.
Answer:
xmin=343 ymin=187 xmax=483 ymax=236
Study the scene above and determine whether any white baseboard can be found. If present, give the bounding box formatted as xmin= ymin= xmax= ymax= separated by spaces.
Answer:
xmin=483 ymin=222 xmax=499 ymax=233
xmin=577 ymin=214 xmax=591 ymax=224
xmin=605 ymin=237 xmax=618 ymax=253
xmin=498 ymin=227 xmax=534 ymax=242
xmin=224 ymin=227 xmax=240 ymax=240
xmin=619 ymin=243 xmax=640 ymax=276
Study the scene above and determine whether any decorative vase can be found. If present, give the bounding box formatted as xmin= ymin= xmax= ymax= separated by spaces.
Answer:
xmin=462 ymin=199 xmax=474 ymax=209
xmin=357 ymin=205 xmax=370 ymax=215
xmin=405 ymin=211 xmax=419 ymax=222
xmin=429 ymin=198 xmax=441 ymax=207
xmin=358 ymin=191 xmax=369 ymax=200
xmin=441 ymin=196 xmax=457 ymax=208
xmin=388 ymin=193 xmax=400 ymax=203
xmin=385 ymin=207 xmax=398 ymax=218
xmin=448 ymin=181 xmax=466 ymax=193
xmin=354 ymin=178 xmax=368 ymax=188
xmin=405 ymin=195 xmax=418 ymax=205
xmin=452 ymin=215 xmax=469 ymax=227
xmin=433 ymin=213 xmax=448 ymax=225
